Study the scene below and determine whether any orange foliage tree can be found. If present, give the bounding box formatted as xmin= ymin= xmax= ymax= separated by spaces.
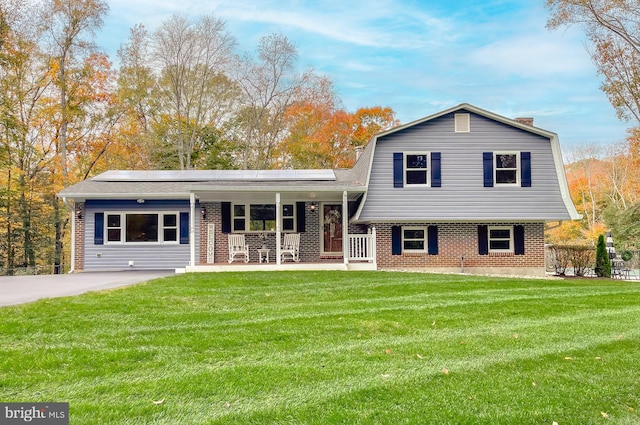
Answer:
xmin=283 ymin=102 xmax=398 ymax=169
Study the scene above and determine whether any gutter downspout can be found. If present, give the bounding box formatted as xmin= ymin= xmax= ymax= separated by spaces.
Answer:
xmin=62 ymin=197 xmax=75 ymax=273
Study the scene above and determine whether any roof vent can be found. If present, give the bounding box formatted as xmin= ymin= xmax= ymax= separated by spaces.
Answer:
xmin=454 ymin=113 xmax=470 ymax=133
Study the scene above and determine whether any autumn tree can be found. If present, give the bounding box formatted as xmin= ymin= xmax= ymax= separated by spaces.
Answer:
xmin=283 ymin=76 xmax=398 ymax=169
xmin=546 ymin=0 xmax=640 ymax=125
xmin=40 ymin=0 xmax=108 ymax=273
xmin=0 ymin=0 xmax=59 ymax=273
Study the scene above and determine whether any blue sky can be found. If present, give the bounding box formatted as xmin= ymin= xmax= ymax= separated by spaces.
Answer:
xmin=98 ymin=0 xmax=631 ymax=150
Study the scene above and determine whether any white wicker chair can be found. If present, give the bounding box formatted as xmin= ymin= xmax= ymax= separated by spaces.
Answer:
xmin=228 ymin=234 xmax=250 ymax=263
xmin=280 ymin=233 xmax=300 ymax=262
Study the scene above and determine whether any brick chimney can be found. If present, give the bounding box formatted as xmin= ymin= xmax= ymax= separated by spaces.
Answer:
xmin=514 ymin=117 xmax=534 ymax=126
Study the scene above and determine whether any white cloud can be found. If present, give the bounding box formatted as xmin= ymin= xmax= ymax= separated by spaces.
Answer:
xmin=468 ymin=28 xmax=592 ymax=78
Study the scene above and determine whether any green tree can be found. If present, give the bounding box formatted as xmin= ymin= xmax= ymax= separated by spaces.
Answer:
xmin=594 ymin=234 xmax=611 ymax=278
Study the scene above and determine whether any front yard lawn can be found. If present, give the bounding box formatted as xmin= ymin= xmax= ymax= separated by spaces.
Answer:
xmin=1 ymin=271 xmax=640 ymax=424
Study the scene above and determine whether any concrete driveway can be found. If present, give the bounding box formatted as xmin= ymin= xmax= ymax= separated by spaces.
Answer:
xmin=0 ymin=270 xmax=174 ymax=307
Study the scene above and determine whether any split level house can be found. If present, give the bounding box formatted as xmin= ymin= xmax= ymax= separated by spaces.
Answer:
xmin=58 ymin=103 xmax=580 ymax=276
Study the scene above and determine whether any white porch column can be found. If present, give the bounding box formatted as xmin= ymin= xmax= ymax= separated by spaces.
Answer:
xmin=343 ymin=190 xmax=349 ymax=265
xmin=189 ymin=193 xmax=196 ymax=267
xmin=276 ymin=192 xmax=281 ymax=265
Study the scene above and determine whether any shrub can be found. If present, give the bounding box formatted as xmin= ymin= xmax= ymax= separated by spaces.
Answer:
xmin=594 ymin=234 xmax=611 ymax=278
xmin=571 ymin=245 xmax=595 ymax=277
xmin=547 ymin=245 xmax=595 ymax=277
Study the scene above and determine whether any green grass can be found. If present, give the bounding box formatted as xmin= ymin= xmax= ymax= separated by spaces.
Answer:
xmin=1 ymin=271 xmax=640 ymax=424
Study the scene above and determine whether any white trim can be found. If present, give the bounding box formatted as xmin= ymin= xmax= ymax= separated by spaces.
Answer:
xmin=488 ymin=225 xmax=514 ymax=253
xmin=550 ymin=134 xmax=582 ymax=220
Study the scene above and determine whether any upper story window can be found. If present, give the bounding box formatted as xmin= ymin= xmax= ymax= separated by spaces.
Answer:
xmin=483 ymin=151 xmax=530 ymax=188
xmin=105 ymin=212 xmax=178 ymax=244
xmin=405 ymin=153 xmax=429 ymax=185
xmin=495 ymin=152 xmax=519 ymax=185
xmin=232 ymin=203 xmax=295 ymax=232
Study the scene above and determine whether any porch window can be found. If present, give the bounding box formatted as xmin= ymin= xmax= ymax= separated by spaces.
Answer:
xmin=282 ymin=204 xmax=295 ymax=231
xmin=250 ymin=204 xmax=276 ymax=231
xmin=104 ymin=212 xmax=179 ymax=244
xmin=233 ymin=205 xmax=246 ymax=231
xmin=232 ymin=203 xmax=295 ymax=232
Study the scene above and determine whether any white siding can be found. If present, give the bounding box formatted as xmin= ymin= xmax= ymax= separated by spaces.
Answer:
xmin=84 ymin=203 xmax=198 ymax=271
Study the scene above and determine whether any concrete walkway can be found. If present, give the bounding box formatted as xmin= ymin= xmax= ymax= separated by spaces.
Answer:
xmin=0 ymin=270 xmax=174 ymax=307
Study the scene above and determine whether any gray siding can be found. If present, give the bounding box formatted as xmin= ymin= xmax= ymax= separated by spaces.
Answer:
xmin=359 ymin=111 xmax=572 ymax=222
xmin=84 ymin=202 xmax=198 ymax=271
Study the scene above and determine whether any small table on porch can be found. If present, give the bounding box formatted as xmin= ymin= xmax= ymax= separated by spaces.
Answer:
xmin=257 ymin=248 xmax=270 ymax=263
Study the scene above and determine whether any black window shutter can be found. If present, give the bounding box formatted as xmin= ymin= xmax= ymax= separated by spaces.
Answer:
xmin=391 ymin=226 xmax=402 ymax=255
xmin=428 ymin=225 xmax=438 ymax=255
xmin=296 ymin=202 xmax=306 ymax=233
xmin=221 ymin=202 xmax=231 ymax=233
xmin=94 ymin=212 xmax=104 ymax=245
xmin=478 ymin=225 xmax=488 ymax=255
xmin=393 ymin=152 xmax=403 ymax=188
xmin=483 ymin=152 xmax=494 ymax=187
xmin=179 ymin=212 xmax=189 ymax=244
xmin=431 ymin=152 xmax=441 ymax=187
xmin=521 ymin=152 xmax=531 ymax=187
xmin=514 ymin=225 xmax=525 ymax=255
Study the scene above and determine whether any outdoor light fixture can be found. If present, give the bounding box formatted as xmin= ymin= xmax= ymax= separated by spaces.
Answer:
xmin=76 ymin=210 xmax=83 ymax=219
xmin=309 ymin=202 xmax=318 ymax=212
xmin=201 ymin=206 xmax=207 ymax=220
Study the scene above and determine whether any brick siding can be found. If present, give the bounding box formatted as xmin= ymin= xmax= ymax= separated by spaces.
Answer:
xmin=198 ymin=201 xmax=326 ymax=264
xmin=196 ymin=203 xmax=544 ymax=274
xmin=74 ymin=202 xmax=85 ymax=271
xmin=372 ymin=222 xmax=545 ymax=272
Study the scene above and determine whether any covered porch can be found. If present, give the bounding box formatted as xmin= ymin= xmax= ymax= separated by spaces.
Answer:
xmin=185 ymin=180 xmax=376 ymax=272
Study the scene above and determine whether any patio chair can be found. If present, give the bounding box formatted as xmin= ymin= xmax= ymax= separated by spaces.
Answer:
xmin=228 ymin=234 xmax=250 ymax=263
xmin=281 ymin=233 xmax=300 ymax=262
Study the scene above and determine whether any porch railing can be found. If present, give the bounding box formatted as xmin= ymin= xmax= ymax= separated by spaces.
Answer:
xmin=348 ymin=227 xmax=376 ymax=262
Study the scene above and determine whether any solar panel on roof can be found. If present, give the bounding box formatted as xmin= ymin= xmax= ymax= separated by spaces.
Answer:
xmin=92 ymin=169 xmax=336 ymax=182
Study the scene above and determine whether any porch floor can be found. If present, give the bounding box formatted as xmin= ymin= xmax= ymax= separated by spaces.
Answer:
xmin=182 ymin=260 xmax=376 ymax=273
